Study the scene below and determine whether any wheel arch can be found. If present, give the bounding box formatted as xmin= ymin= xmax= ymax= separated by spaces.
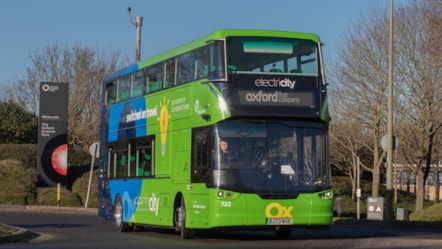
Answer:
xmin=173 ymin=192 xmax=184 ymax=227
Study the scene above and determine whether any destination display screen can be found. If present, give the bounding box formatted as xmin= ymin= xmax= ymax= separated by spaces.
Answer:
xmin=237 ymin=89 xmax=314 ymax=107
xmin=224 ymin=74 xmax=321 ymax=117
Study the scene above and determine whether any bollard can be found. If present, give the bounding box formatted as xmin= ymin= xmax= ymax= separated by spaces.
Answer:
xmin=57 ymin=183 xmax=61 ymax=207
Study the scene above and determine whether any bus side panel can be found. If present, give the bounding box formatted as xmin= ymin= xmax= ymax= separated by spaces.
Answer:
xmin=123 ymin=182 xmax=212 ymax=229
xmin=170 ymin=129 xmax=191 ymax=184
xmin=108 ymin=179 xmax=143 ymax=222
xmin=98 ymin=106 xmax=113 ymax=219
xmin=132 ymin=179 xmax=174 ymax=226
xmin=108 ymin=98 xmax=147 ymax=142
xmin=185 ymin=184 xmax=211 ymax=229
xmin=108 ymin=178 xmax=175 ymax=227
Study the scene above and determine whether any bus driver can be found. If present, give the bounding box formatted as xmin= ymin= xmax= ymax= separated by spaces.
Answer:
xmin=219 ymin=139 xmax=236 ymax=164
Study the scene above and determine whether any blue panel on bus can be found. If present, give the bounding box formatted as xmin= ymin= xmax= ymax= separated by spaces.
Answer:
xmin=130 ymin=98 xmax=148 ymax=137
xmin=109 ymin=179 xmax=143 ymax=222
xmin=108 ymin=104 xmax=124 ymax=142
xmin=103 ymin=69 xmax=124 ymax=84
xmin=108 ymin=98 xmax=147 ymax=142
xmin=120 ymin=64 xmax=139 ymax=76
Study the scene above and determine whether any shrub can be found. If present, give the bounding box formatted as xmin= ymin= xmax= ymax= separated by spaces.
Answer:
xmin=0 ymin=144 xmax=37 ymax=170
xmin=332 ymin=175 xmax=435 ymax=219
xmin=71 ymin=168 xmax=99 ymax=208
xmin=0 ymin=160 xmax=37 ymax=205
xmin=410 ymin=203 xmax=442 ymax=222
xmin=68 ymin=149 xmax=91 ymax=167
xmin=37 ymin=187 xmax=82 ymax=207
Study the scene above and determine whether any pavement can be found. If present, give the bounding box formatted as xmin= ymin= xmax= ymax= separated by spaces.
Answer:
xmin=0 ymin=205 xmax=97 ymax=243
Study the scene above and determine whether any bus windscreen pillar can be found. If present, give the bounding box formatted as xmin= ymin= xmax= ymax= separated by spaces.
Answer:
xmin=38 ymin=82 xmax=69 ymax=187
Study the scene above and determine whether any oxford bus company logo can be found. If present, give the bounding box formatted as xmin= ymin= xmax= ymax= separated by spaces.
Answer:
xmin=255 ymin=77 xmax=296 ymax=89
xmin=265 ymin=202 xmax=293 ymax=218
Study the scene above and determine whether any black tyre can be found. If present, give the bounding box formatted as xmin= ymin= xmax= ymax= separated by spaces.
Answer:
xmin=114 ymin=195 xmax=132 ymax=232
xmin=175 ymin=197 xmax=194 ymax=239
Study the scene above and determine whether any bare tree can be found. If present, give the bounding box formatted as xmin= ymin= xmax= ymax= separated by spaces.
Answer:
xmin=331 ymin=1 xmax=441 ymax=210
xmin=329 ymin=125 xmax=360 ymax=200
xmin=331 ymin=3 xmax=391 ymax=197
xmin=434 ymin=130 xmax=442 ymax=204
xmin=329 ymin=84 xmax=367 ymax=199
xmin=3 ymin=43 xmax=127 ymax=150
xmin=2 ymin=78 xmax=39 ymax=116
xmin=394 ymin=1 xmax=442 ymax=211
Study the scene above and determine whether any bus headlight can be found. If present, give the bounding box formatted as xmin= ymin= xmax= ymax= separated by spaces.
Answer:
xmin=319 ymin=190 xmax=333 ymax=199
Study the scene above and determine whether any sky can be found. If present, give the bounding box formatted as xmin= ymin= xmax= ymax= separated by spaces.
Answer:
xmin=0 ymin=0 xmax=393 ymax=89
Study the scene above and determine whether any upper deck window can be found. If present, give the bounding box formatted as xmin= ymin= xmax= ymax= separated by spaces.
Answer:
xmin=226 ymin=37 xmax=318 ymax=76
xmin=208 ymin=41 xmax=226 ymax=80
xmin=164 ymin=59 xmax=176 ymax=88
xmin=146 ymin=63 xmax=164 ymax=93
xmin=118 ymin=76 xmax=131 ymax=101
xmin=132 ymin=71 xmax=146 ymax=97
xmin=105 ymin=83 xmax=116 ymax=104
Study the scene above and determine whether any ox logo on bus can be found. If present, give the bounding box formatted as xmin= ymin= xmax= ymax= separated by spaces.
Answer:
xmin=158 ymin=96 xmax=171 ymax=156
xmin=265 ymin=202 xmax=293 ymax=218
xmin=265 ymin=202 xmax=293 ymax=225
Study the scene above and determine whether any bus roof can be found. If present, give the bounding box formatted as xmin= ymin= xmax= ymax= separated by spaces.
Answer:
xmin=104 ymin=30 xmax=321 ymax=83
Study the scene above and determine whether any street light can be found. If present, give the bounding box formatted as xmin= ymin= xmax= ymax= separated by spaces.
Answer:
xmin=128 ymin=6 xmax=143 ymax=63
xmin=386 ymin=0 xmax=394 ymax=223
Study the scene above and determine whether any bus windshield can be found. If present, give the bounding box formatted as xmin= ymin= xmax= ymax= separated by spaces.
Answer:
xmin=212 ymin=120 xmax=330 ymax=198
xmin=226 ymin=37 xmax=318 ymax=76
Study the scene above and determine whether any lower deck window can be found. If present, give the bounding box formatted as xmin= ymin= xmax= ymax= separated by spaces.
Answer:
xmin=107 ymin=136 xmax=155 ymax=179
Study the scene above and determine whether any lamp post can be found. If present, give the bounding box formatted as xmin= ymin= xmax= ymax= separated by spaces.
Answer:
xmin=128 ymin=6 xmax=143 ymax=63
xmin=386 ymin=0 xmax=394 ymax=223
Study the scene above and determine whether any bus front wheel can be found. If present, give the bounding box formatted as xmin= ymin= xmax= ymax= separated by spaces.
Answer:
xmin=175 ymin=197 xmax=195 ymax=239
xmin=114 ymin=195 xmax=132 ymax=232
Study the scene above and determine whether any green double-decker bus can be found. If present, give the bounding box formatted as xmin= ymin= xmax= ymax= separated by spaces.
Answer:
xmin=98 ymin=29 xmax=333 ymax=239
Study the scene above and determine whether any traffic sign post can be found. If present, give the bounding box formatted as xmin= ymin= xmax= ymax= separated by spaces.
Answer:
xmin=367 ymin=197 xmax=384 ymax=220
xmin=85 ymin=142 xmax=99 ymax=208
